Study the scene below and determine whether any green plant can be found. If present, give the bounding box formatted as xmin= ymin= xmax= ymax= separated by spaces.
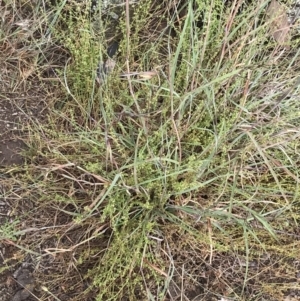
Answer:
xmin=1 ymin=0 xmax=300 ymax=300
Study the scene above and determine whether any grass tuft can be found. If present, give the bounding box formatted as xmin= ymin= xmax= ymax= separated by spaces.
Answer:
xmin=1 ymin=0 xmax=300 ymax=300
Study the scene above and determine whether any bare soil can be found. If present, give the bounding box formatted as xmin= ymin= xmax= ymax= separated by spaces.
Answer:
xmin=0 ymin=72 xmax=48 ymax=166
xmin=0 ymin=99 xmax=26 ymax=166
xmin=0 ymin=72 xmax=53 ymax=300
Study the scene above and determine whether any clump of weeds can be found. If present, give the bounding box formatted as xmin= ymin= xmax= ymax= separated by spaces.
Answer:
xmin=1 ymin=0 xmax=300 ymax=300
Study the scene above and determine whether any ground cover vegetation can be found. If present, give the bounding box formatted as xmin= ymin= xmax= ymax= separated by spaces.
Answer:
xmin=1 ymin=0 xmax=300 ymax=300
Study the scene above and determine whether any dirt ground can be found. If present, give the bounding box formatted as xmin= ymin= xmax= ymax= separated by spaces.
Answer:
xmin=0 ymin=94 xmax=25 ymax=166
xmin=0 ymin=73 xmax=48 ymax=166
xmin=0 ymin=69 xmax=51 ymax=300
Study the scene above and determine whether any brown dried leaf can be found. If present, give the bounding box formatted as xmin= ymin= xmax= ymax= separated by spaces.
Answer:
xmin=137 ymin=71 xmax=158 ymax=80
xmin=14 ymin=19 xmax=31 ymax=31
xmin=21 ymin=65 xmax=35 ymax=79
xmin=266 ymin=0 xmax=290 ymax=47
xmin=120 ymin=71 xmax=158 ymax=80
